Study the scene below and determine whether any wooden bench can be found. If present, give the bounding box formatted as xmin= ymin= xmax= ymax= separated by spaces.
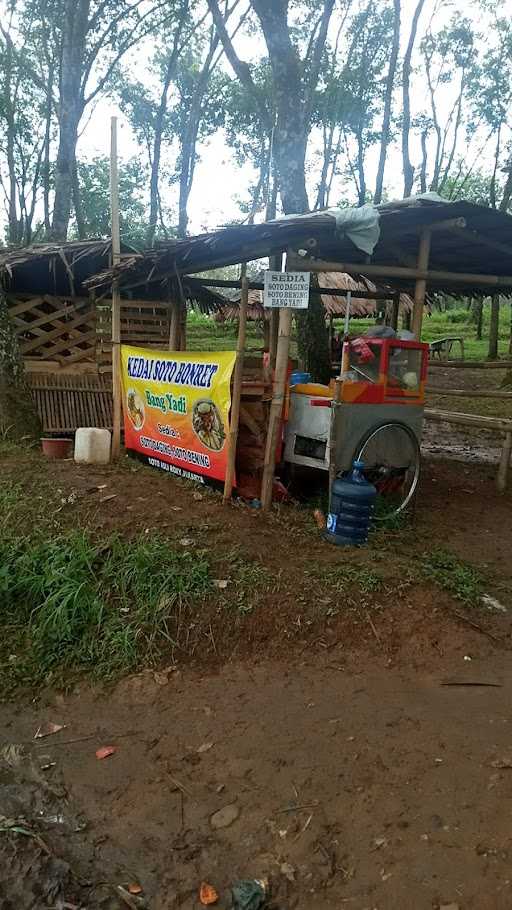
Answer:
xmin=424 ymin=407 xmax=512 ymax=491
xmin=429 ymin=336 xmax=465 ymax=360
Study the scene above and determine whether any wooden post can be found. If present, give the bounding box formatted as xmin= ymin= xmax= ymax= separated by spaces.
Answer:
xmin=488 ymin=295 xmax=500 ymax=360
xmin=497 ymin=430 xmax=512 ymax=492
xmin=110 ymin=116 xmax=121 ymax=460
xmin=391 ymin=294 xmax=400 ymax=331
xmin=223 ymin=268 xmax=248 ymax=503
xmin=261 ymin=307 xmax=293 ymax=511
xmin=412 ymin=229 xmax=431 ymax=340
xmin=269 ymin=309 xmax=279 ymax=369
xmin=169 ymin=302 xmax=180 ymax=350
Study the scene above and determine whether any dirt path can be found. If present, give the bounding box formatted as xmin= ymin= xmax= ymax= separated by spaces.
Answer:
xmin=2 ymin=645 xmax=512 ymax=910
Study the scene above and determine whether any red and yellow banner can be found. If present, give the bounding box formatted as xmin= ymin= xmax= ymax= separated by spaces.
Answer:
xmin=121 ymin=345 xmax=236 ymax=485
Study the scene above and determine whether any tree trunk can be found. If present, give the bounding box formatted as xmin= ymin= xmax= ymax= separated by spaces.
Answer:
xmin=0 ymin=294 xmax=41 ymax=442
xmin=296 ymin=275 xmax=332 ymax=384
xmin=51 ymin=0 xmax=89 ymax=240
xmin=374 ymin=0 xmax=400 ymax=204
xmin=488 ymin=296 xmax=500 ymax=360
xmin=473 ymin=298 xmax=483 ymax=339
xmin=419 ymin=128 xmax=428 ymax=193
xmin=72 ymin=161 xmax=86 ymax=238
xmin=146 ymin=4 xmax=188 ymax=247
xmin=251 ymin=0 xmax=310 ymax=215
xmin=402 ymin=0 xmax=426 ymax=197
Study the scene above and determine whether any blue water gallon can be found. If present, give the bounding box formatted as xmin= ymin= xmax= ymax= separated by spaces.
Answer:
xmin=325 ymin=461 xmax=377 ymax=546
xmin=290 ymin=370 xmax=311 ymax=386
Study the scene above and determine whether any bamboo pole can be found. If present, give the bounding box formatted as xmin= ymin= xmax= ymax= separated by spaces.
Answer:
xmin=287 ymin=254 xmax=512 ymax=289
xmin=428 ymin=360 xmax=512 ymax=369
xmin=497 ymin=430 xmax=512 ymax=492
xmin=110 ymin=116 xmax=121 ymax=460
xmin=169 ymin=302 xmax=180 ymax=350
xmin=427 ymin=388 xmax=512 ymax=399
xmin=412 ymin=229 xmax=431 ymax=340
xmin=261 ymin=307 xmax=293 ymax=511
xmin=269 ymin=309 xmax=279 ymax=369
xmin=223 ymin=268 xmax=248 ymax=503
xmin=390 ymin=294 xmax=400 ymax=331
xmin=424 ymin=408 xmax=512 ymax=432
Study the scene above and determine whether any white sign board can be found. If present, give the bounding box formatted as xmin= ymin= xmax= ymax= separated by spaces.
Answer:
xmin=263 ymin=270 xmax=310 ymax=309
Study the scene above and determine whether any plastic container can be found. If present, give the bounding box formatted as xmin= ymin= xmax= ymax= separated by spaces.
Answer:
xmin=74 ymin=428 xmax=111 ymax=465
xmin=325 ymin=460 xmax=377 ymax=546
xmin=41 ymin=437 xmax=73 ymax=459
xmin=290 ymin=370 xmax=311 ymax=386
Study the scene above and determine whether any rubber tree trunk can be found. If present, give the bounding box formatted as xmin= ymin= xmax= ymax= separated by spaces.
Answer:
xmin=473 ymin=298 xmax=483 ymax=339
xmin=296 ymin=275 xmax=332 ymax=384
xmin=0 ymin=294 xmax=41 ymax=442
xmin=488 ymin=296 xmax=500 ymax=360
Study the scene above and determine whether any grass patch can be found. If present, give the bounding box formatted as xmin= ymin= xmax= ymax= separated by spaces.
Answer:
xmin=0 ymin=530 xmax=211 ymax=691
xmin=421 ymin=548 xmax=484 ymax=605
xmin=306 ymin=563 xmax=383 ymax=595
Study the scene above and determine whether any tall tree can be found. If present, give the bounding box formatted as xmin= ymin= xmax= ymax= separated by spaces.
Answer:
xmin=206 ymin=0 xmax=335 ymax=381
xmin=402 ymin=0 xmax=426 ymax=197
xmin=374 ymin=0 xmax=400 ymax=204
xmin=45 ymin=0 xmax=172 ymax=240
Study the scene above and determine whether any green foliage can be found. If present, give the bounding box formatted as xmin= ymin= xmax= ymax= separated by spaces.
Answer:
xmin=70 ymin=156 xmax=149 ymax=247
xmin=421 ymin=548 xmax=484 ymax=605
xmin=0 ymin=529 xmax=211 ymax=689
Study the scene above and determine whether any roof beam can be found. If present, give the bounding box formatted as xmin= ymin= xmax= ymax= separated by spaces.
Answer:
xmin=448 ymin=226 xmax=512 ymax=260
xmin=192 ymin=276 xmax=393 ymax=300
xmin=286 ymin=253 xmax=512 ymax=290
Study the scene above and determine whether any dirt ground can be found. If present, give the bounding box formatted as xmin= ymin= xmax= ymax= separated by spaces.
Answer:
xmin=1 ymin=420 xmax=512 ymax=908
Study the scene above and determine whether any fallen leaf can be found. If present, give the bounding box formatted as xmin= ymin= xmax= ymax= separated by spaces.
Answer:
xmin=34 ymin=722 xmax=67 ymax=739
xmin=100 ymin=494 xmax=117 ymax=503
xmin=128 ymin=883 xmax=143 ymax=895
xmin=170 ymin=506 xmax=182 ymax=512
xmin=200 ymin=882 xmax=219 ymax=905
xmin=180 ymin=538 xmax=194 ymax=547
xmin=95 ymin=745 xmax=117 ymax=760
xmin=280 ymin=862 xmax=295 ymax=882
xmin=197 ymin=741 xmax=214 ymax=754
xmin=213 ymin=579 xmax=229 ymax=590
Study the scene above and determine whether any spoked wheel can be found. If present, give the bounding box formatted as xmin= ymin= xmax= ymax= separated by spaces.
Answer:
xmin=354 ymin=422 xmax=420 ymax=517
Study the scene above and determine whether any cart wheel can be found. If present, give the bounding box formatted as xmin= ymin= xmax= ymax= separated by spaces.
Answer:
xmin=354 ymin=422 xmax=420 ymax=517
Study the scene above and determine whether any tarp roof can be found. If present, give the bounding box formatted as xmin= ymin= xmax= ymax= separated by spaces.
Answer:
xmin=85 ymin=196 xmax=512 ymax=297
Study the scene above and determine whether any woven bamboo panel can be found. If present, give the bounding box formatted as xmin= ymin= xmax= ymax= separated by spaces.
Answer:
xmin=8 ymin=293 xmax=96 ymax=365
xmin=28 ymin=372 xmax=113 ymax=434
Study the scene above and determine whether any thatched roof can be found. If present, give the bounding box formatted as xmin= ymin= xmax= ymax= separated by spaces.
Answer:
xmin=216 ymin=270 xmax=414 ymax=321
xmin=85 ymin=196 xmax=512 ymax=297
xmin=0 ymin=239 xmax=227 ymax=312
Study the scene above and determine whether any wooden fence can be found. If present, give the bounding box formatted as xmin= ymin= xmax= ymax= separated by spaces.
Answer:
xmin=28 ymin=372 xmax=112 ymax=434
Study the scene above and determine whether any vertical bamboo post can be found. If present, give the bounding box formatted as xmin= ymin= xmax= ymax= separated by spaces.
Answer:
xmin=261 ymin=306 xmax=293 ymax=511
xmin=412 ymin=229 xmax=431 ymax=340
xmin=269 ymin=309 xmax=279 ymax=368
xmin=391 ymin=294 xmax=400 ymax=331
xmin=110 ymin=116 xmax=121 ymax=459
xmin=223 ymin=266 xmax=248 ymax=503
xmin=497 ymin=430 xmax=512 ymax=492
xmin=169 ymin=302 xmax=180 ymax=350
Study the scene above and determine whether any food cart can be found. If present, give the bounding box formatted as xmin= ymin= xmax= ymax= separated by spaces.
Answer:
xmin=283 ymin=336 xmax=430 ymax=513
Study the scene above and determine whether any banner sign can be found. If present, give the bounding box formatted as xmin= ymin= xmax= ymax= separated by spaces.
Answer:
xmin=263 ymin=270 xmax=310 ymax=309
xmin=121 ymin=345 xmax=236 ymax=485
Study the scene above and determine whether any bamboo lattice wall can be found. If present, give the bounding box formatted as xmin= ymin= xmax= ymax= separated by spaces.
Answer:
xmin=6 ymin=292 xmax=173 ymax=372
